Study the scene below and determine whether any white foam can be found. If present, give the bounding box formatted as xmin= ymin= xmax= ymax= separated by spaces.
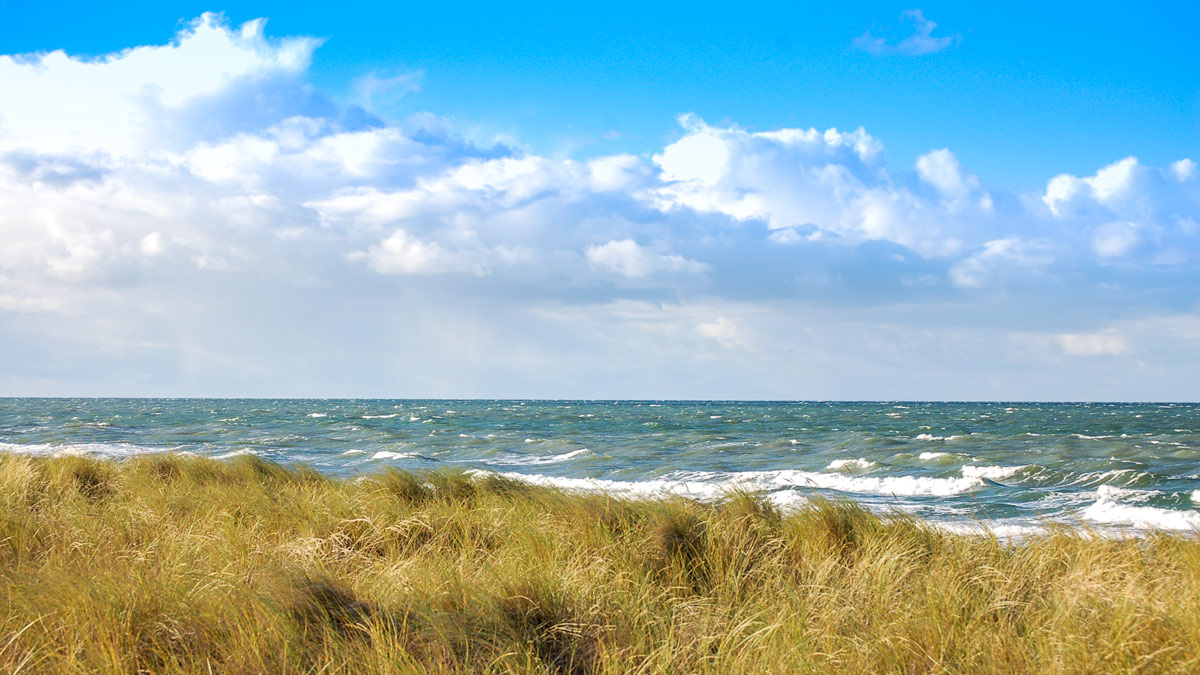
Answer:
xmin=1192 ymin=490 xmax=1200 ymax=503
xmin=766 ymin=489 xmax=809 ymax=511
xmin=961 ymin=465 xmax=1027 ymax=480
xmin=361 ymin=413 xmax=398 ymax=419
xmin=932 ymin=521 xmax=1048 ymax=541
xmin=213 ymin=449 xmax=257 ymax=459
xmin=1082 ymin=500 xmax=1200 ymax=531
xmin=307 ymin=413 xmax=328 ymax=418
xmin=370 ymin=451 xmax=415 ymax=460
xmin=783 ymin=470 xmax=981 ymax=496
xmin=915 ymin=434 xmax=963 ymax=441
xmin=341 ymin=449 xmax=366 ymax=456
xmin=1072 ymin=434 xmax=1113 ymax=440
xmin=918 ymin=452 xmax=948 ymax=460
xmin=1096 ymin=484 xmax=1151 ymax=501
xmin=493 ymin=448 xmax=592 ymax=466
xmin=826 ymin=458 xmax=876 ymax=471
xmin=484 ymin=471 xmax=730 ymax=502
xmin=0 ymin=441 xmax=166 ymax=459
xmin=491 ymin=467 xmax=985 ymax=500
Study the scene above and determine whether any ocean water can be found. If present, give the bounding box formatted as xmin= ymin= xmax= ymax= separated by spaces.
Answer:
xmin=2 ymin=399 xmax=1199 ymax=536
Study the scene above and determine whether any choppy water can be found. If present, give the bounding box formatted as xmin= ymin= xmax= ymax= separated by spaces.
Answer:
xmin=3 ymin=399 xmax=1199 ymax=536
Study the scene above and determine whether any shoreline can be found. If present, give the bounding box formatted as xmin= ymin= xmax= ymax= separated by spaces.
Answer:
xmin=2 ymin=453 xmax=1199 ymax=672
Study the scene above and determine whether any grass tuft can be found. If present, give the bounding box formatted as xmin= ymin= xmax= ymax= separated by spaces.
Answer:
xmin=1 ymin=454 xmax=1198 ymax=673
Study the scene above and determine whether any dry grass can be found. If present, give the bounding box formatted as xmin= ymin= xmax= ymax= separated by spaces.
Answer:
xmin=1 ymin=454 xmax=1199 ymax=673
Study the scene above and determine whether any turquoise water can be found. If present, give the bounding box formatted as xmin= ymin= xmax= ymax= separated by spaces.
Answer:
xmin=3 ymin=399 xmax=1199 ymax=535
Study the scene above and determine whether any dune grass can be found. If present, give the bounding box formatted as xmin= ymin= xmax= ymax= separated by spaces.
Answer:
xmin=1 ymin=454 xmax=1199 ymax=673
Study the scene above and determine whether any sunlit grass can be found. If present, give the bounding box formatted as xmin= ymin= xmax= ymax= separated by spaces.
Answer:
xmin=1 ymin=453 xmax=1198 ymax=673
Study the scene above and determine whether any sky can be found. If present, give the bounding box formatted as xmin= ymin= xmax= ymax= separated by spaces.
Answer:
xmin=0 ymin=3 xmax=1197 ymax=400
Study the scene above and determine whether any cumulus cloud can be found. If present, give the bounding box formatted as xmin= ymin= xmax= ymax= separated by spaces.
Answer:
xmin=1 ymin=13 xmax=1198 ymax=398
xmin=694 ymin=316 xmax=747 ymax=350
xmin=916 ymin=148 xmax=991 ymax=211
xmin=650 ymin=115 xmax=992 ymax=255
xmin=949 ymin=239 xmax=1052 ymax=288
xmin=585 ymin=239 xmax=708 ymax=279
xmin=1041 ymin=156 xmax=1198 ymax=263
xmin=0 ymin=13 xmax=319 ymax=156
xmin=1056 ymin=332 xmax=1130 ymax=357
xmin=853 ymin=10 xmax=958 ymax=56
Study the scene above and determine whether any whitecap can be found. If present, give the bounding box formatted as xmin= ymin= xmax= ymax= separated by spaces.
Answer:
xmin=780 ymin=470 xmax=982 ymax=497
xmin=490 ymin=467 xmax=985 ymax=500
xmin=961 ymin=465 xmax=1027 ymax=480
xmin=1082 ymin=499 xmax=1200 ymax=531
xmin=915 ymin=433 xmax=963 ymax=441
xmin=492 ymin=448 xmax=592 ymax=466
xmin=0 ymin=441 xmax=167 ymax=459
xmin=307 ymin=413 xmax=328 ymax=418
xmin=826 ymin=458 xmax=876 ymax=471
xmin=1095 ymin=484 xmax=1153 ymax=501
xmin=341 ymin=449 xmax=367 ymax=456
xmin=213 ymin=449 xmax=258 ymax=460
xmin=361 ymin=413 xmax=398 ymax=419
xmin=918 ymin=451 xmax=948 ymax=461
xmin=1193 ymin=490 xmax=1200 ymax=503
xmin=370 ymin=451 xmax=415 ymax=460
xmin=932 ymin=520 xmax=1048 ymax=541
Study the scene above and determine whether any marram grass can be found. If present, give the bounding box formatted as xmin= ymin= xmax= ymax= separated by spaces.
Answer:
xmin=1 ymin=455 xmax=1199 ymax=673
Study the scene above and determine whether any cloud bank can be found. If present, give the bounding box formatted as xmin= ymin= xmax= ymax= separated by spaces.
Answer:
xmin=1 ymin=14 xmax=1197 ymax=399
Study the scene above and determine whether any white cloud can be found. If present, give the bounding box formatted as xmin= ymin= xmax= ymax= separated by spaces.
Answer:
xmin=853 ymin=10 xmax=958 ymax=56
xmin=650 ymin=115 xmax=985 ymax=255
xmin=916 ymin=148 xmax=990 ymax=211
xmin=0 ymin=13 xmax=319 ymax=156
xmin=1092 ymin=221 xmax=1140 ymax=258
xmin=1041 ymin=156 xmax=1199 ymax=263
xmin=584 ymin=239 xmax=708 ymax=279
xmin=1170 ymin=158 xmax=1196 ymax=181
xmin=694 ymin=317 xmax=747 ymax=350
xmin=1 ymin=13 xmax=1199 ymax=399
xmin=949 ymin=238 xmax=1052 ymax=288
xmin=1056 ymin=332 xmax=1130 ymax=357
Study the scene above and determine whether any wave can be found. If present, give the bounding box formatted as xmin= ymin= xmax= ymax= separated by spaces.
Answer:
xmin=370 ymin=451 xmax=416 ymax=460
xmin=212 ymin=448 xmax=258 ymax=459
xmin=307 ymin=413 xmax=328 ymax=418
xmin=915 ymin=434 xmax=964 ymax=441
xmin=361 ymin=413 xmax=399 ymax=419
xmin=492 ymin=448 xmax=592 ymax=467
xmin=1082 ymin=499 xmax=1200 ymax=531
xmin=490 ymin=467 xmax=986 ymax=500
xmin=961 ymin=465 xmax=1027 ymax=481
xmin=0 ymin=441 xmax=169 ymax=458
xmin=918 ymin=452 xmax=948 ymax=460
xmin=826 ymin=458 xmax=876 ymax=471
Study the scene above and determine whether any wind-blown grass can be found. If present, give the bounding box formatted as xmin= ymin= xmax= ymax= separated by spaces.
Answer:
xmin=1 ymin=453 xmax=1199 ymax=673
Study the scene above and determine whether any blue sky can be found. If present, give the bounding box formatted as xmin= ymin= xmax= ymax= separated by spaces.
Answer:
xmin=0 ymin=4 xmax=1197 ymax=399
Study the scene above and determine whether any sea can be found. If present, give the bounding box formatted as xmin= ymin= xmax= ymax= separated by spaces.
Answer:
xmin=2 ymin=399 xmax=1199 ymax=537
